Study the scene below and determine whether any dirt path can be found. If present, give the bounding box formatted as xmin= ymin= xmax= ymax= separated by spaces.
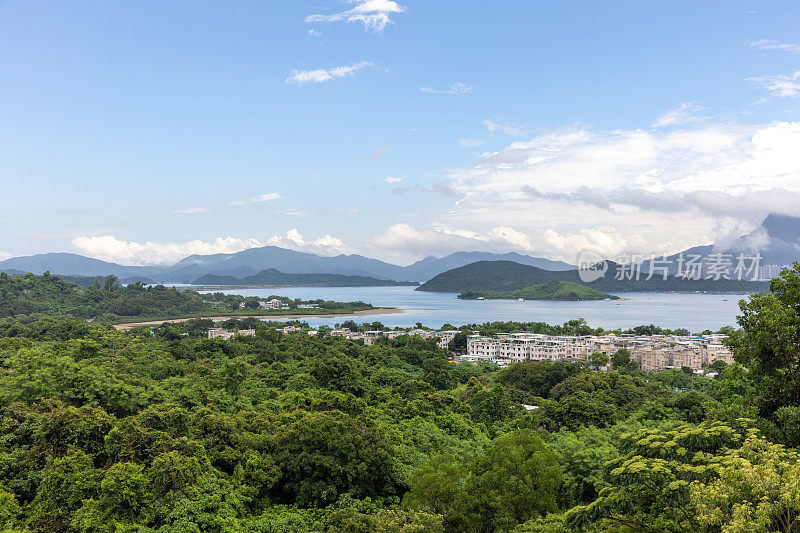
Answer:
xmin=112 ymin=307 xmax=402 ymax=330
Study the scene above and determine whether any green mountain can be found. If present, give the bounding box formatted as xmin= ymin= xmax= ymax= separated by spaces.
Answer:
xmin=458 ymin=280 xmax=619 ymax=300
xmin=417 ymin=260 xmax=769 ymax=293
xmin=192 ymin=268 xmax=418 ymax=287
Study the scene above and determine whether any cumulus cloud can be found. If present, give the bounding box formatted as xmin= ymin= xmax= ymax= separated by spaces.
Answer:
xmin=287 ymin=61 xmax=372 ymax=84
xmin=749 ymin=39 xmax=800 ymax=54
xmin=385 ymin=175 xmax=404 ymax=183
xmin=653 ymin=103 xmax=705 ymax=127
xmin=266 ymin=229 xmax=351 ymax=256
xmin=420 ymin=82 xmax=473 ymax=95
xmin=308 ymin=29 xmax=322 ymax=37
xmin=458 ymin=138 xmax=485 ymax=147
xmin=748 ymin=71 xmax=800 ymax=98
xmin=542 ymin=227 xmax=649 ymax=262
xmin=71 ymin=235 xmax=267 ymax=265
xmin=72 ymin=229 xmax=353 ymax=265
xmin=305 ymin=0 xmax=406 ymax=33
xmin=483 ymin=119 xmax=529 ymax=137
xmin=367 ymin=223 xmax=538 ymax=263
xmin=249 ymin=192 xmax=283 ymax=202
xmin=434 ymin=119 xmax=800 ymax=260
xmin=171 ymin=207 xmax=209 ymax=214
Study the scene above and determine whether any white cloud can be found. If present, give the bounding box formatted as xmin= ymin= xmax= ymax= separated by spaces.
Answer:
xmin=305 ymin=0 xmax=406 ymax=33
xmin=280 ymin=208 xmax=311 ymax=216
xmin=171 ymin=207 xmax=209 ymax=214
xmin=287 ymin=61 xmax=372 ymax=84
xmin=249 ymin=192 xmax=283 ymax=202
xmin=748 ymin=71 xmax=800 ymax=98
xmin=483 ymin=119 xmax=529 ymax=137
xmin=458 ymin=138 xmax=485 ymax=147
xmin=433 ymin=118 xmax=800 ymax=261
xmin=542 ymin=228 xmax=649 ymax=261
xmin=366 ymin=223 xmax=539 ymax=263
xmin=71 ymin=235 xmax=267 ymax=265
xmin=749 ymin=39 xmax=800 ymax=54
xmin=266 ymin=229 xmax=351 ymax=256
xmin=420 ymin=82 xmax=473 ymax=95
xmin=308 ymin=29 xmax=322 ymax=37
xmin=653 ymin=103 xmax=705 ymax=127
xmin=385 ymin=175 xmax=405 ymax=183
xmin=72 ymin=229 xmax=353 ymax=265
xmin=0 ymin=252 xmax=10 ymax=261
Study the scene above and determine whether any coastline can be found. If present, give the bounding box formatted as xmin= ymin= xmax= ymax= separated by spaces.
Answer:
xmin=112 ymin=307 xmax=402 ymax=331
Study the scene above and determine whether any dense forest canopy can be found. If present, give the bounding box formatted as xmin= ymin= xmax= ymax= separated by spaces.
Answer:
xmin=0 ymin=266 xmax=796 ymax=531
xmin=0 ymin=272 xmax=373 ymax=324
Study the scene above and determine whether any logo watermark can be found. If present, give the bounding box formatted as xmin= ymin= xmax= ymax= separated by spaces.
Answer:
xmin=576 ymin=251 xmax=763 ymax=282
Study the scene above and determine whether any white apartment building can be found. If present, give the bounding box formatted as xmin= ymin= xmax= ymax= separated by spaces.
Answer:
xmin=466 ymin=332 xmax=734 ymax=372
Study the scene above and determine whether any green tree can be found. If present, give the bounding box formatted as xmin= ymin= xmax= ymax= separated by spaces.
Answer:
xmin=447 ymin=332 xmax=468 ymax=353
xmin=271 ymin=411 xmax=396 ymax=506
xmin=589 ymin=352 xmax=609 ymax=370
xmin=611 ymin=348 xmax=638 ymax=372
xmin=404 ymin=429 xmax=562 ymax=532
xmin=690 ymin=435 xmax=800 ymax=533
xmin=728 ymin=262 xmax=800 ymax=444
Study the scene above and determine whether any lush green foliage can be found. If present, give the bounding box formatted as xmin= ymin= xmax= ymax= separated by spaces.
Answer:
xmin=458 ymin=281 xmax=618 ymax=301
xmin=0 ymin=265 xmax=797 ymax=531
xmin=0 ymin=272 xmax=373 ymax=324
xmin=193 ymin=268 xmax=418 ymax=287
xmin=417 ymin=259 xmax=768 ymax=293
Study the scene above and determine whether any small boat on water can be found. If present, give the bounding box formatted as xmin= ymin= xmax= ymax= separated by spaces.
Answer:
xmin=476 ymin=297 xmax=485 ymax=300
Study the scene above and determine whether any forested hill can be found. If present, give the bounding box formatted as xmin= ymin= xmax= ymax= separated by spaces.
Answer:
xmin=0 ymin=272 xmax=373 ymax=323
xmin=192 ymin=268 xmax=418 ymax=287
xmin=417 ymin=260 xmax=769 ymax=293
xmin=0 ymin=264 xmax=797 ymax=530
xmin=458 ymin=280 xmax=619 ymax=300
xmin=0 ymin=272 xmax=210 ymax=321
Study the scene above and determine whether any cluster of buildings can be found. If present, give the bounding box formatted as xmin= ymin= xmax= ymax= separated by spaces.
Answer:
xmin=238 ymin=298 xmax=287 ymax=310
xmin=464 ymin=332 xmax=733 ymax=372
xmin=205 ymin=324 xmax=733 ymax=374
xmin=327 ymin=328 xmax=459 ymax=349
xmin=208 ymin=328 xmax=256 ymax=340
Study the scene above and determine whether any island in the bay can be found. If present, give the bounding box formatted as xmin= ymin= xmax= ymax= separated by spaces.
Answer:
xmin=457 ymin=280 xmax=619 ymax=300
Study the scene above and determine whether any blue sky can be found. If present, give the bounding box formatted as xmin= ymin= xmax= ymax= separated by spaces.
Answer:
xmin=1 ymin=0 xmax=799 ymax=265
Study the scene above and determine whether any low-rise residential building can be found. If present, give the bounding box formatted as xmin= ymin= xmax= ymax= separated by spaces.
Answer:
xmin=208 ymin=328 xmax=255 ymax=340
xmin=465 ymin=332 xmax=734 ymax=371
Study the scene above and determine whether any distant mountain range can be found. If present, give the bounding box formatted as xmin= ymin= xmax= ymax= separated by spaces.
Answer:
xmin=417 ymin=260 xmax=769 ymax=293
xmin=2 ymin=213 xmax=798 ymax=284
xmin=192 ymin=268 xmax=418 ymax=287
xmin=638 ymin=213 xmax=800 ymax=275
xmin=0 ymin=248 xmax=574 ymax=284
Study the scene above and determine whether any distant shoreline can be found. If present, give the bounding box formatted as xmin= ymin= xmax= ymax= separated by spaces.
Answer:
xmin=190 ymin=284 xmax=417 ymax=291
xmin=112 ymin=307 xmax=403 ymax=330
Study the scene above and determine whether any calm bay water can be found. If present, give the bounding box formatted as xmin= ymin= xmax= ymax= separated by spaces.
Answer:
xmin=199 ymin=286 xmax=750 ymax=331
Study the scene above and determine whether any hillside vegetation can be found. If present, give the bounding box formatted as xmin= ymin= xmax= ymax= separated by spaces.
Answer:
xmin=0 ymin=272 xmax=372 ymax=324
xmin=458 ymin=280 xmax=618 ymax=300
xmin=418 ymin=260 xmax=769 ymax=293
xmin=0 ymin=267 xmax=796 ymax=531
xmin=192 ymin=268 xmax=417 ymax=287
